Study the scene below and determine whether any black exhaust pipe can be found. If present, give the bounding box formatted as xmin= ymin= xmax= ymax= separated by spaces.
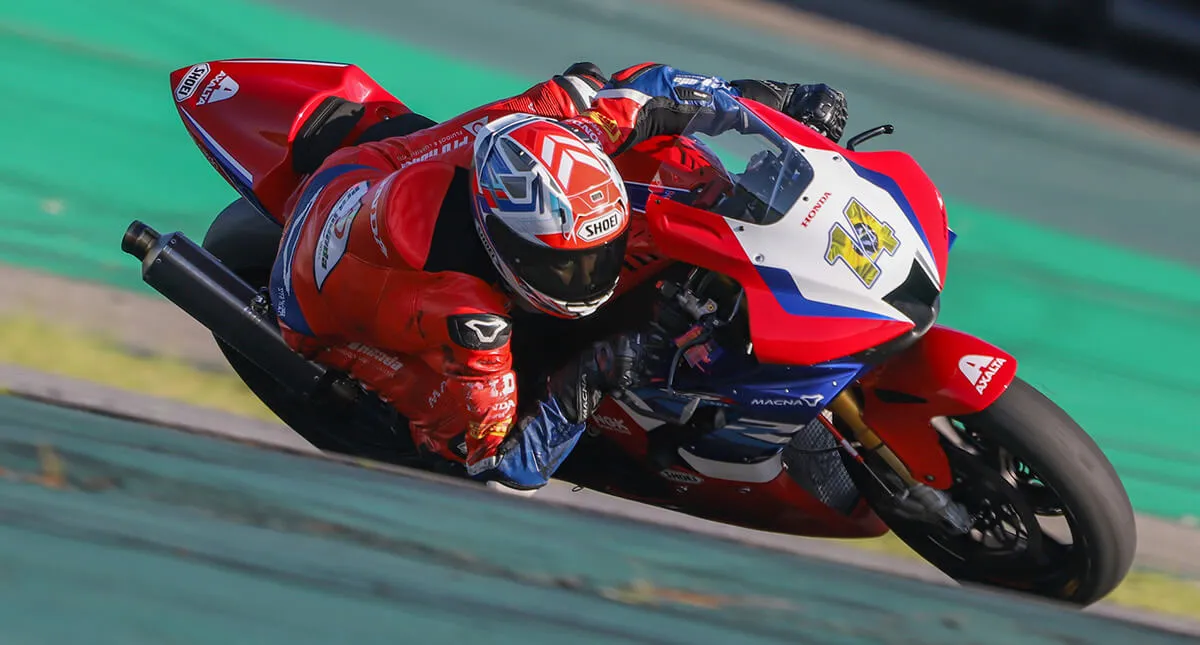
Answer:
xmin=121 ymin=220 xmax=328 ymax=397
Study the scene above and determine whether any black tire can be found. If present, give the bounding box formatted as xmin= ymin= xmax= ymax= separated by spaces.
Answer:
xmin=201 ymin=199 xmax=414 ymax=464
xmin=848 ymin=376 xmax=1136 ymax=606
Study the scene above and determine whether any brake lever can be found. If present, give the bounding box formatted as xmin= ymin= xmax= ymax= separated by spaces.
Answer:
xmin=845 ymin=124 xmax=895 ymax=151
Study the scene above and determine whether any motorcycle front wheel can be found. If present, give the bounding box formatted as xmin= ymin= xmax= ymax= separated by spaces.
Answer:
xmin=846 ymin=376 xmax=1137 ymax=606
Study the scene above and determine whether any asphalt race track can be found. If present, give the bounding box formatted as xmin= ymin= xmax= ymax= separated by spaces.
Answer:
xmin=0 ymin=391 xmax=1196 ymax=645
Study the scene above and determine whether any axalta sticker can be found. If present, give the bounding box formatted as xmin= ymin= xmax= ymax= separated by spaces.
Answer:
xmin=196 ymin=71 xmax=240 ymax=106
xmin=801 ymin=191 xmax=832 ymax=228
xmin=175 ymin=64 xmax=210 ymax=102
xmin=591 ymin=414 xmax=631 ymax=435
xmin=314 ymin=181 xmax=369 ymax=290
xmin=659 ymin=469 xmax=703 ymax=485
xmin=959 ymin=354 xmax=1007 ymax=395
xmin=577 ymin=209 xmax=623 ymax=242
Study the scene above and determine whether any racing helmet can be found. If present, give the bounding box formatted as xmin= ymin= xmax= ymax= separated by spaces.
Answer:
xmin=470 ymin=114 xmax=630 ymax=318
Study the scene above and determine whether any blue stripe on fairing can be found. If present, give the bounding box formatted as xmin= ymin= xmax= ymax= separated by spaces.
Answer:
xmin=180 ymin=109 xmax=279 ymax=222
xmin=268 ymin=164 xmax=372 ymax=336
xmin=757 ymin=265 xmax=891 ymax=320
xmin=181 ymin=109 xmax=252 ymax=187
xmin=844 ymin=157 xmax=933 ymax=257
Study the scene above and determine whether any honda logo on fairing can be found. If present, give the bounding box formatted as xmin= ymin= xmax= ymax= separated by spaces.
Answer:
xmin=801 ymin=191 xmax=832 ymax=228
xmin=751 ymin=395 xmax=825 ymax=407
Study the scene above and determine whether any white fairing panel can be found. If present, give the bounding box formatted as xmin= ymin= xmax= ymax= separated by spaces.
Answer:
xmin=728 ymin=145 xmax=940 ymax=322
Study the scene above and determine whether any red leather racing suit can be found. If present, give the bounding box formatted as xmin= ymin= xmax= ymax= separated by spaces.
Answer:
xmin=270 ymin=73 xmax=608 ymax=469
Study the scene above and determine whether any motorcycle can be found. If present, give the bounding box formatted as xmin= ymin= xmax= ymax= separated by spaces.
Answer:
xmin=121 ymin=59 xmax=1136 ymax=606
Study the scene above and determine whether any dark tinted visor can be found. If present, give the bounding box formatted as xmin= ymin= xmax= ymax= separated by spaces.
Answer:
xmin=487 ymin=216 xmax=629 ymax=302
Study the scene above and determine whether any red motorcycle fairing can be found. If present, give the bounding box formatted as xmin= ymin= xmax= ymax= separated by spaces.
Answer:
xmin=586 ymin=399 xmax=890 ymax=538
xmin=163 ymin=59 xmax=998 ymax=533
xmin=739 ymin=99 xmax=951 ymax=285
xmin=580 ymin=325 xmax=1018 ymax=532
xmin=169 ymin=59 xmax=415 ymax=221
xmin=633 ymin=99 xmax=952 ymax=367
xmin=644 ymin=196 xmax=914 ymax=365
xmin=857 ymin=325 xmax=1019 ymax=489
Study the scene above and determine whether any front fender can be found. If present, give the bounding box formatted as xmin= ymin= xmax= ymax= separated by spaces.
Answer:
xmin=857 ymin=325 xmax=1018 ymax=489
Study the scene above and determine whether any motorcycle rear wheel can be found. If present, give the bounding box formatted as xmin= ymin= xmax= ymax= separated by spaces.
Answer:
xmin=845 ymin=376 xmax=1136 ymax=606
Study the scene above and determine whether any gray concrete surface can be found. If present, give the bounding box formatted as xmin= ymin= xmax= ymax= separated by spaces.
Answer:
xmin=0 ymin=262 xmax=229 ymax=369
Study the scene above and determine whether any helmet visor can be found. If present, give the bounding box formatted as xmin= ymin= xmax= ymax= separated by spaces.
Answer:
xmin=486 ymin=215 xmax=629 ymax=303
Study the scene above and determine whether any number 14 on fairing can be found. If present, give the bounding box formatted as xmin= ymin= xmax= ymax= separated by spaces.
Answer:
xmin=824 ymin=198 xmax=900 ymax=288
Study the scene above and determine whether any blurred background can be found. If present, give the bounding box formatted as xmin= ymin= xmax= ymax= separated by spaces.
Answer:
xmin=780 ymin=0 xmax=1200 ymax=130
xmin=1 ymin=0 xmax=1199 ymax=633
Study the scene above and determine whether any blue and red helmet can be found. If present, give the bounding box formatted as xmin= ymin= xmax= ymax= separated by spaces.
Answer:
xmin=470 ymin=114 xmax=630 ymax=318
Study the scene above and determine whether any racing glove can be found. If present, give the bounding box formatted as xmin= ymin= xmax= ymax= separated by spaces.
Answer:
xmin=467 ymin=331 xmax=657 ymax=489
xmin=729 ymin=79 xmax=848 ymax=143
xmin=552 ymin=61 xmax=609 ymax=113
xmin=562 ymin=63 xmax=849 ymax=156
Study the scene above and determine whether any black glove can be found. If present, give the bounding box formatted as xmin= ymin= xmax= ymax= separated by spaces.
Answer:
xmin=731 ymin=79 xmax=848 ymax=143
xmin=544 ymin=331 xmax=670 ymax=423
xmin=561 ymin=61 xmax=608 ymax=88
xmin=554 ymin=61 xmax=609 ymax=113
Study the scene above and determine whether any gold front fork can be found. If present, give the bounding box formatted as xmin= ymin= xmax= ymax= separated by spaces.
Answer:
xmin=826 ymin=390 xmax=920 ymax=487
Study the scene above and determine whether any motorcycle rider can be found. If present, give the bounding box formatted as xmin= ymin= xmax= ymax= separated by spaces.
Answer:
xmin=269 ymin=61 xmax=849 ymax=491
